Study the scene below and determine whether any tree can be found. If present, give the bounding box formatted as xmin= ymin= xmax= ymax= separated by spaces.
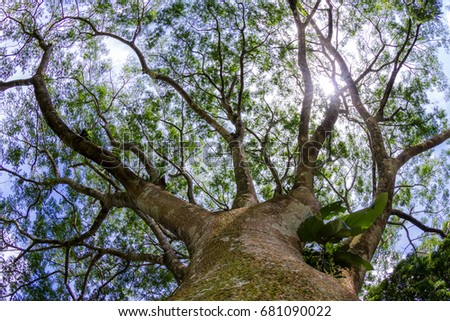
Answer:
xmin=366 ymin=238 xmax=450 ymax=300
xmin=0 ymin=0 xmax=449 ymax=300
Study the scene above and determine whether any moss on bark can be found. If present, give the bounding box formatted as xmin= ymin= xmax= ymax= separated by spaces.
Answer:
xmin=170 ymin=201 xmax=357 ymax=301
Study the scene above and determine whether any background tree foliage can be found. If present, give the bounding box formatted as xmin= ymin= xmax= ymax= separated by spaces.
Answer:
xmin=366 ymin=238 xmax=450 ymax=300
xmin=0 ymin=0 xmax=450 ymax=300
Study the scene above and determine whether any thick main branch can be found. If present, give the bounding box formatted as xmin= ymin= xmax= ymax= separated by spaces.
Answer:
xmin=396 ymin=129 xmax=450 ymax=168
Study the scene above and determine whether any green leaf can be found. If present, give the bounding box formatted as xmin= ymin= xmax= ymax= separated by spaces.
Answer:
xmin=297 ymin=215 xmax=324 ymax=243
xmin=296 ymin=2 xmax=308 ymax=17
xmin=333 ymin=251 xmax=374 ymax=271
xmin=342 ymin=193 xmax=388 ymax=234
xmin=318 ymin=201 xmax=347 ymax=220
xmin=318 ymin=219 xmax=352 ymax=243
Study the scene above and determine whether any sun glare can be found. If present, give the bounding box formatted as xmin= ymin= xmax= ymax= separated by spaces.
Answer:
xmin=317 ymin=75 xmax=335 ymax=96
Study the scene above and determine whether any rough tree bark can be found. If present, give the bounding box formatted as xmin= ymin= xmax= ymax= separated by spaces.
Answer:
xmin=171 ymin=194 xmax=356 ymax=300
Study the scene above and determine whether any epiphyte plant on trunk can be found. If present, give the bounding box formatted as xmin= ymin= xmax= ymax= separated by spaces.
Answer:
xmin=298 ymin=193 xmax=388 ymax=277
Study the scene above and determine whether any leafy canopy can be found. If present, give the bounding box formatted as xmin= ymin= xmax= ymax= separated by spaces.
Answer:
xmin=366 ymin=238 xmax=450 ymax=301
xmin=0 ymin=0 xmax=449 ymax=300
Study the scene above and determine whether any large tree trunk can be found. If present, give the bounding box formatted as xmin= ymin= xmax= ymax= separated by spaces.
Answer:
xmin=169 ymin=195 xmax=357 ymax=300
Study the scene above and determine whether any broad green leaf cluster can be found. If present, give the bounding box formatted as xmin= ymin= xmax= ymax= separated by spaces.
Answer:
xmin=298 ymin=193 xmax=388 ymax=274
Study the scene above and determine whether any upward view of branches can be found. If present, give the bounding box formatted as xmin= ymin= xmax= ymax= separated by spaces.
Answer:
xmin=0 ymin=0 xmax=449 ymax=300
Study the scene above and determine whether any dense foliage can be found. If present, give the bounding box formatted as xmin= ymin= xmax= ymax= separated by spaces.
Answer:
xmin=366 ymin=238 xmax=450 ymax=300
